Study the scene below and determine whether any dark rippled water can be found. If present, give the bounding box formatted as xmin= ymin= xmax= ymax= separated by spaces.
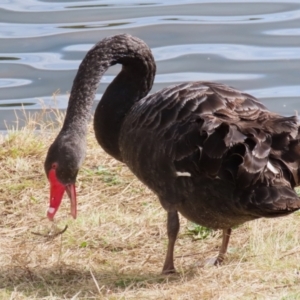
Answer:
xmin=1 ymin=0 xmax=300 ymax=130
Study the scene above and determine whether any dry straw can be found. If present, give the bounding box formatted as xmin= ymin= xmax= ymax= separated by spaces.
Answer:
xmin=0 ymin=103 xmax=300 ymax=299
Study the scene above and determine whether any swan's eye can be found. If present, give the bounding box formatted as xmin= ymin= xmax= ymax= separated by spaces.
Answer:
xmin=51 ymin=163 xmax=58 ymax=169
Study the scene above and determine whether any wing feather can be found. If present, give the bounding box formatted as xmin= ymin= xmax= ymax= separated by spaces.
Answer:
xmin=130 ymin=81 xmax=300 ymax=190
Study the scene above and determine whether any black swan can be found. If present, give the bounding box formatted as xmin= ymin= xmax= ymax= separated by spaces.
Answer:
xmin=45 ymin=34 xmax=300 ymax=273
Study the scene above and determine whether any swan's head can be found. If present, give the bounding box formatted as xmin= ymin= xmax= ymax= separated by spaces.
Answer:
xmin=44 ymin=133 xmax=85 ymax=221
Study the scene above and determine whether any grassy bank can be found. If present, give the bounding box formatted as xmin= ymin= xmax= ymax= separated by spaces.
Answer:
xmin=1 ymin=110 xmax=300 ymax=300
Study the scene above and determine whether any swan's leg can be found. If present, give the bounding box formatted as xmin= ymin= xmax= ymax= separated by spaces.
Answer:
xmin=214 ymin=228 xmax=232 ymax=265
xmin=162 ymin=211 xmax=180 ymax=274
xmin=205 ymin=228 xmax=231 ymax=266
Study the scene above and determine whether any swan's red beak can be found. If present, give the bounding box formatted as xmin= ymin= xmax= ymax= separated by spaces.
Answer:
xmin=47 ymin=168 xmax=77 ymax=221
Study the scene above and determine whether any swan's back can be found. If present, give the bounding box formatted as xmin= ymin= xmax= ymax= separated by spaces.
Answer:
xmin=120 ymin=81 xmax=300 ymax=228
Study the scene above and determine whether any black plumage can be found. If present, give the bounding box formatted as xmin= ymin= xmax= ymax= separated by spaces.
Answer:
xmin=45 ymin=34 xmax=300 ymax=273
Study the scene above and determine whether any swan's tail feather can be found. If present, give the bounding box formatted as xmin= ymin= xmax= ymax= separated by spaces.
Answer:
xmin=239 ymin=185 xmax=300 ymax=218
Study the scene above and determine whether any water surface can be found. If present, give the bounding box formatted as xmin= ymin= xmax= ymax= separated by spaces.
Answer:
xmin=0 ymin=0 xmax=300 ymax=129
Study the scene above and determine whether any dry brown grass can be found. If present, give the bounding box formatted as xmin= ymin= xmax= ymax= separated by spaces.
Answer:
xmin=1 ymin=108 xmax=300 ymax=300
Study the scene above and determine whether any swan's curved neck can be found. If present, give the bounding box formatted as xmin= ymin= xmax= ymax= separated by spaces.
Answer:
xmin=60 ymin=34 xmax=156 ymax=161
